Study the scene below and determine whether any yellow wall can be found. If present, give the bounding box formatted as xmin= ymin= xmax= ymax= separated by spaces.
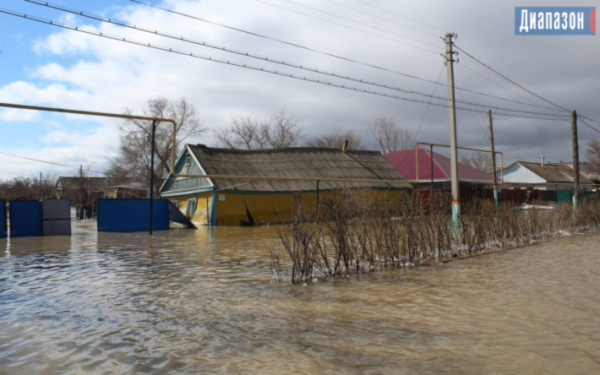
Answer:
xmin=169 ymin=189 xmax=407 ymax=226
xmin=169 ymin=191 xmax=212 ymax=225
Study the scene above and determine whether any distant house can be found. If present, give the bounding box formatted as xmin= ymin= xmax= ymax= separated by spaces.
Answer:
xmin=55 ymin=177 xmax=111 ymax=201
xmin=498 ymin=161 xmax=594 ymax=191
xmin=159 ymin=144 xmax=411 ymax=226
xmin=384 ymin=149 xmax=494 ymax=188
xmin=100 ymin=182 xmax=148 ymax=199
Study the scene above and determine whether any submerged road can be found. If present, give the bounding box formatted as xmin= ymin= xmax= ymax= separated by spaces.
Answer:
xmin=1 ymin=222 xmax=599 ymax=374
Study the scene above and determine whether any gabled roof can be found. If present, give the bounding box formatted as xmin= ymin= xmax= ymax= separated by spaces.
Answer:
xmin=56 ymin=176 xmax=112 ymax=190
xmin=186 ymin=145 xmax=411 ymax=192
xmin=516 ymin=162 xmax=594 ymax=184
xmin=384 ymin=149 xmax=493 ymax=182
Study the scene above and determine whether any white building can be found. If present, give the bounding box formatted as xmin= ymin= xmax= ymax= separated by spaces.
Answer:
xmin=498 ymin=161 xmax=594 ymax=191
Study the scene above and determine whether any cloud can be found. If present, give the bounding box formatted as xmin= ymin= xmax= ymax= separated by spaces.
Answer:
xmin=1 ymin=0 xmax=599 ymax=180
xmin=0 ymin=109 xmax=41 ymax=122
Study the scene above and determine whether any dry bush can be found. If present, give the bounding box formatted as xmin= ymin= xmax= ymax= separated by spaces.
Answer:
xmin=270 ymin=190 xmax=600 ymax=284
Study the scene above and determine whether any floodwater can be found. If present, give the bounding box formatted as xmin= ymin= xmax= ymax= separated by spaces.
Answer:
xmin=1 ymin=223 xmax=600 ymax=375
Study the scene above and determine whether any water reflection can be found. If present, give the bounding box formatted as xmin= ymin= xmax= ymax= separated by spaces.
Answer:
xmin=1 ymin=223 xmax=599 ymax=374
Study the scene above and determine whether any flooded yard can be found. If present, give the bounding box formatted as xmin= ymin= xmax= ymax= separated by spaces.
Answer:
xmin=1 ymin=222 xmax=599 ymax=374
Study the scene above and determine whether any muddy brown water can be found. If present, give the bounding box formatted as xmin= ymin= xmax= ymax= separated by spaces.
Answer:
xmin=1 ymin=222 xmax=599 ymax=374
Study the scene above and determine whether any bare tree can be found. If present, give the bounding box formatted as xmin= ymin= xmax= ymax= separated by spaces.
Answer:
xmin=585 ymin=139 xmax=600 ymax=173
xmin=460 ymin=152 xmax=493 ymax=173
xmin=107 ymin=97 xmax=205 ymax=191
xmin=71 ymin=166 xmax=104 ymax=219
xmin=304 ymin=129 xmax=365 ymax=150
xmin=214 ymin=109 xmax=301 ymax=150
xmin=368 ymin=118 xmax=413 ymax=154
xmin=0 ymin=174 xmax=56 ymax=201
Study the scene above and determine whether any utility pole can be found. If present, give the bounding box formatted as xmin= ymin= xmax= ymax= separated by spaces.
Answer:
xmin=488 ymin=110 xmax=498 ymax=212
xmin=572 ymin=110 xmax=579 ymax=213
xmin=149 ymin=120 xmax=157 ymax=235
xmin=444 ymin=33 xmax=461 ymax=230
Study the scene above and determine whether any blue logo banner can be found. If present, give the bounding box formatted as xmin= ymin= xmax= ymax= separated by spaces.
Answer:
xmin=515 ymin=7 xmax=596 ymax=35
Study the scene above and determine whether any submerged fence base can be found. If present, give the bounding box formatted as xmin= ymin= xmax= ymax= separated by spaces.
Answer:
xmin=0 ymin=200 xmax=6 ymax=238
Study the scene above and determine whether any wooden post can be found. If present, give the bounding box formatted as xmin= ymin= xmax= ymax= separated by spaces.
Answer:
xmin=572 ymin=110 xmax=579 ymax=212
xmin=149 ymin=120 xmax=157 ymax=235
xmin=489 ymin=110 xmax=498 ymax=212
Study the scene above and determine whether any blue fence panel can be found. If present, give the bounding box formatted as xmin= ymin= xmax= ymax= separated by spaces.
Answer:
xmin=98 ymin=199 xmax=170 ymax=232
xmin=10 ymin=200 xmax=43 ymax=237
xmin=0 ymin=200 xmax=6 ymax=238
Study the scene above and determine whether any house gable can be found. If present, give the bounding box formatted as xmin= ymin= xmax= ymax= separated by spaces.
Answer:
xmin=500 ymin=163 xmax=546 ymax=184
xmin=159 ymin=146 xmax=213 ymax=196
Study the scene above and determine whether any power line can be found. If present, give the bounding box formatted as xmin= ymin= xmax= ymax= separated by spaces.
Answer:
xmin=459 ymin=53 xmax=554 ymax=109
xmin=412 ymin=66 xmax=445 ymax=143
xmin=456 ymin=45 xmax=600 ymax=132
xmin=0 ymin=151 xmax=106 ymax=175
xmin=454 ymin=63 xmax=489 ymax=146
xmin=127 ymin=0 xmax=574 ymax=113
xmin=255 ymin=0 xmax=440 ymax=53
xmin=350 ymin=0 xmax=447 ymax=33
xmin=454 ymin=45 xmax=570 ymax=112
xmin=0 ymin=8 xmax=574 ymax=122
xmin=293 ymin=0 xmax=440 ymax=39
xmin=26 ymin=1 xmax=572 ymax=119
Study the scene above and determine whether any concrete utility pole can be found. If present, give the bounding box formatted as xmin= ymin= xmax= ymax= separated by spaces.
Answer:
xmin=488 ymin=110 xmax=498 ymax=212
xmin=444 ymin=33 xmax=460 ymax=229
xmin=572 ymin=110 xmax=579 ymax=212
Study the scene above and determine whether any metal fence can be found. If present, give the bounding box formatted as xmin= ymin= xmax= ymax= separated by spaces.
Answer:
xmin=0 ymin=200 xmax=6 ymax=238
xmin=10 ymin=200 xmax=43 ymax=237
xmin=42 ymin=199 xmax=71 ymax=236
xmin=98 ymin=199 xmax=170 ymax=232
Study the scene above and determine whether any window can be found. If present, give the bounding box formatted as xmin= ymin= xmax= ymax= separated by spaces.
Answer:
xmin=185 ymin=153 xmax=191 ymax=167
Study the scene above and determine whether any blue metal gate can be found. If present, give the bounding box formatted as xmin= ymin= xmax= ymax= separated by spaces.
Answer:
xmin=98 ymin=199 xmax=170 ymax=232
xmin=0 ymin=200 xmax=6 ymax=238
xmin=42 ymin=199 xmax=71 ymax=236
xmin=10 ymin=200 xmax=43 ymax=237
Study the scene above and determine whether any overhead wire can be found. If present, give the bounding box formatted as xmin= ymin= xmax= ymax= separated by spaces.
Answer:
xmin=454 ymin=45 xmax=570 ymax=112
xmin=24 ymin=0 xmax=573 ymax=120
xmin=254 ymin=0 xmax=440 ymax=53
xmin=454 ymin=63 xmax=489 ymax=147
xmin=2 ymin=8 xmax=577 ymax=123
xmin=412 ymin=66 xmax=445 ymax=144
xmin=286 ymin=0 xmax=440 ymax=39
xmin=126 ymin=0 xmax=575 ymax=113
xmin=350 ymin=0 xmax=447 ymax=33
xmin=0 ymin=151 xmax=106 ymax=175
xmin=456 ymin=45 xmax=600 ymax=133
xmin=458 ymin=52 xmax=554 ymax=109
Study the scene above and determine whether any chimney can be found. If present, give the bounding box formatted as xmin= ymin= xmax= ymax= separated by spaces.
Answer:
xmin=541 ymin=156 xmax=545 ymax=167
xmin=342 ymin=140 xmax=349 ymax=153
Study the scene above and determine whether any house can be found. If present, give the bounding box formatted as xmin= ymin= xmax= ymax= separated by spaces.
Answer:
xmin=498 ymin=161 xmax=594 ymax=192
xmin=384 ymin=149 xmax=494 ymax=188
xmin=101 ymin=182 xmax=148 ymax=199
xmin=159 ymin=144 xmax=412 ymax=226
xmin=55 ymin=177 xmax=111 ymax=201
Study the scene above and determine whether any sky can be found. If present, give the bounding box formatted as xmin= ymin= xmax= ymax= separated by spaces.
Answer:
xmin=0 ymin=0 xmax=599 ymax=180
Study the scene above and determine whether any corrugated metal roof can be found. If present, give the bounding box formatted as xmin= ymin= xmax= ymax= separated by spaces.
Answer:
xmin=384 ymin=149 xmax=494 ymax=182
xmin=188 ymin=145 xmax=411 ymax=192
xmin=518 ymin=162 xmax=594 ymax=184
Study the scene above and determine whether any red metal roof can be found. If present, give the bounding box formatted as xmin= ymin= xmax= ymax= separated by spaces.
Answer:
xmin=384 ymin=149 xmax=493 ymax=182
